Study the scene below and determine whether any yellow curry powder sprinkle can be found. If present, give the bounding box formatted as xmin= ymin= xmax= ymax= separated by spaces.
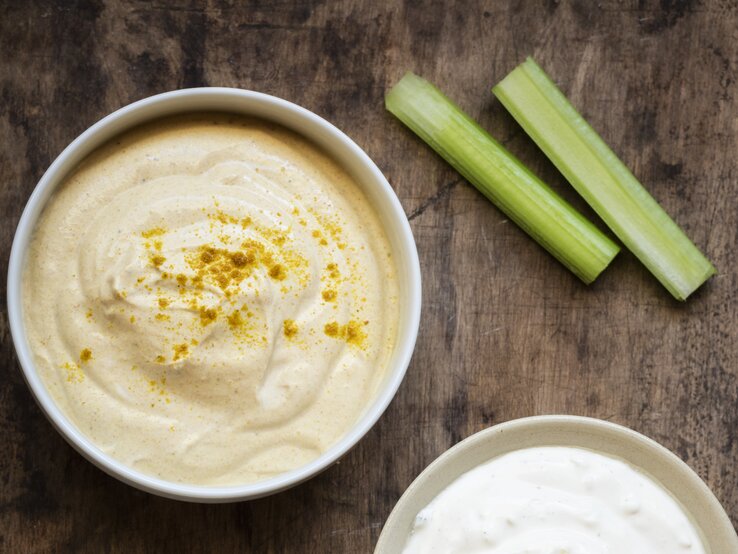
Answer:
xmin=185 ymin=244 xmax=263 ymax=292
xmin=199 ymin=306 xmax=218 ymax=326
xmin=344 ymin=320 xmax=367 ymax=346
xmin=323 ymin=320 xmax=368 ymax=348
xmin=268 ymin=263 xmax=286 ymax=281
xmin=79 ymin=348 xmax=93 ymax=363
xmin=150 ymin=254 xmax=166 ymax=268
xmin=172 ymin=343 xmax=189 ymax=362
xmin=63 ymin=362 xmax=84 ymax=383
xmin=226 ymin=309 xmax=244 ymax=332
xmin=208 ymin=210 xmax=253 ymax=229
xmin=141 ymin=227 xmax=166 ymax=239
xmin=230 ymin=251 xmax=252 ymax=268
xmin=324 ymin=321 xmax=340 ymax=337
xmin=146 ymin=373 xmax=171 ymax=403
xmin=212 ymin=211 xmax=238 ymax=225
xmin=322 ymin=289 xmax=337 ymax=302
xmin=134 ymin=212 xmax=312 ymax=351
xmin=283 ymin=319 xmax=298 ymax=338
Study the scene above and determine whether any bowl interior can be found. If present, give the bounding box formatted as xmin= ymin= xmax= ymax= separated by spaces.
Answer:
xmin=375 ymin=415 xmax=738 ymax=553
xmin=8 ymin=88 xmax=421 ymax=501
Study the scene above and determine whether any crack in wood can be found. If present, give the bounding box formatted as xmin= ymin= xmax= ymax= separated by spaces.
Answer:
xmin=407 ymin=178 xmax=462 ymax=221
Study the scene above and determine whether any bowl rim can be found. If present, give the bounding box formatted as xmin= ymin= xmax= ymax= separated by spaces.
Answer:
xmin=375 ymin=415 xmax=738 ymax=553
xmin=7 ymin=87 xmax=422 ymax=502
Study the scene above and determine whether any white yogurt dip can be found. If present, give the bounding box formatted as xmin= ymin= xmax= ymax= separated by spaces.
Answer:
xmin=403 ymin=446 xmax=706 ymax=553
xmin=22 ymin=114 xmax=399 ymax=485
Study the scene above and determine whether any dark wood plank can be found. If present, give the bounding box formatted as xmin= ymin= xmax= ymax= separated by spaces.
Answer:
xmin=1 ymin=0 xmax=736 ymax=551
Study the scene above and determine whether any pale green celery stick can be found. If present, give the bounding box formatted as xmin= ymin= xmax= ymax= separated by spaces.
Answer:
xmin=386 ymin=72 xmax=619 ymax=284
xmin=493 ymin=58 xmax=715 ymax=300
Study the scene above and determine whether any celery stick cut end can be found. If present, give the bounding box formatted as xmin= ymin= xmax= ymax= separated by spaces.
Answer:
xmin=670 ymin=263 xmax=717 ymax=301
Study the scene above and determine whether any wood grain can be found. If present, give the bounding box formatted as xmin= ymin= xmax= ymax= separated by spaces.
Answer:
xmin=1 ymin=0 xmax=736 ymax=551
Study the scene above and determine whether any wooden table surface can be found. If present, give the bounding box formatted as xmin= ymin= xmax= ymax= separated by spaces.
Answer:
xmin=2 ymin=1 xmax=737 ymax=551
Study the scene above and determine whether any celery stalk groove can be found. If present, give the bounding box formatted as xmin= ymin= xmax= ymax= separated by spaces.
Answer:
xmin=386 ymin=72 xmax=619 ymax=284
xmin=493 ymin=58 xmax=715 ymax=300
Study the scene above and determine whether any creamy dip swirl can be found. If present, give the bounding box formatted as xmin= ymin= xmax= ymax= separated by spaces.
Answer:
xmin=23 ymin=115 xmax=399 ymax=485
xmin=403 ymin=446 xmax=706 ymax=554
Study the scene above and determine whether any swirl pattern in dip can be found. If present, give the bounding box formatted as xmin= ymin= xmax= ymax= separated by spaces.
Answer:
xmin=22 ymin=114 xmax=399 ymax=485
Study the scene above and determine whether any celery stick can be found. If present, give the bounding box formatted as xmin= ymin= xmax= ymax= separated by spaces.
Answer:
xmin=386 ymin=72 xmax=619 ymax=284
xmin=493 ymin=58 xmax=715 ymax=300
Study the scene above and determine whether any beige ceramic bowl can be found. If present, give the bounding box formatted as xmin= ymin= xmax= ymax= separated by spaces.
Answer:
xmin=376 ymin=415 xmax=738 ymax=553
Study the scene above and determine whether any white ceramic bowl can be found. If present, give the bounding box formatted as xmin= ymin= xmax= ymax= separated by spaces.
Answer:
xmin=376 ymin=415 xmax=738 ymax=553
xmin=7 ymin=88 xmax=421 ymax=502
